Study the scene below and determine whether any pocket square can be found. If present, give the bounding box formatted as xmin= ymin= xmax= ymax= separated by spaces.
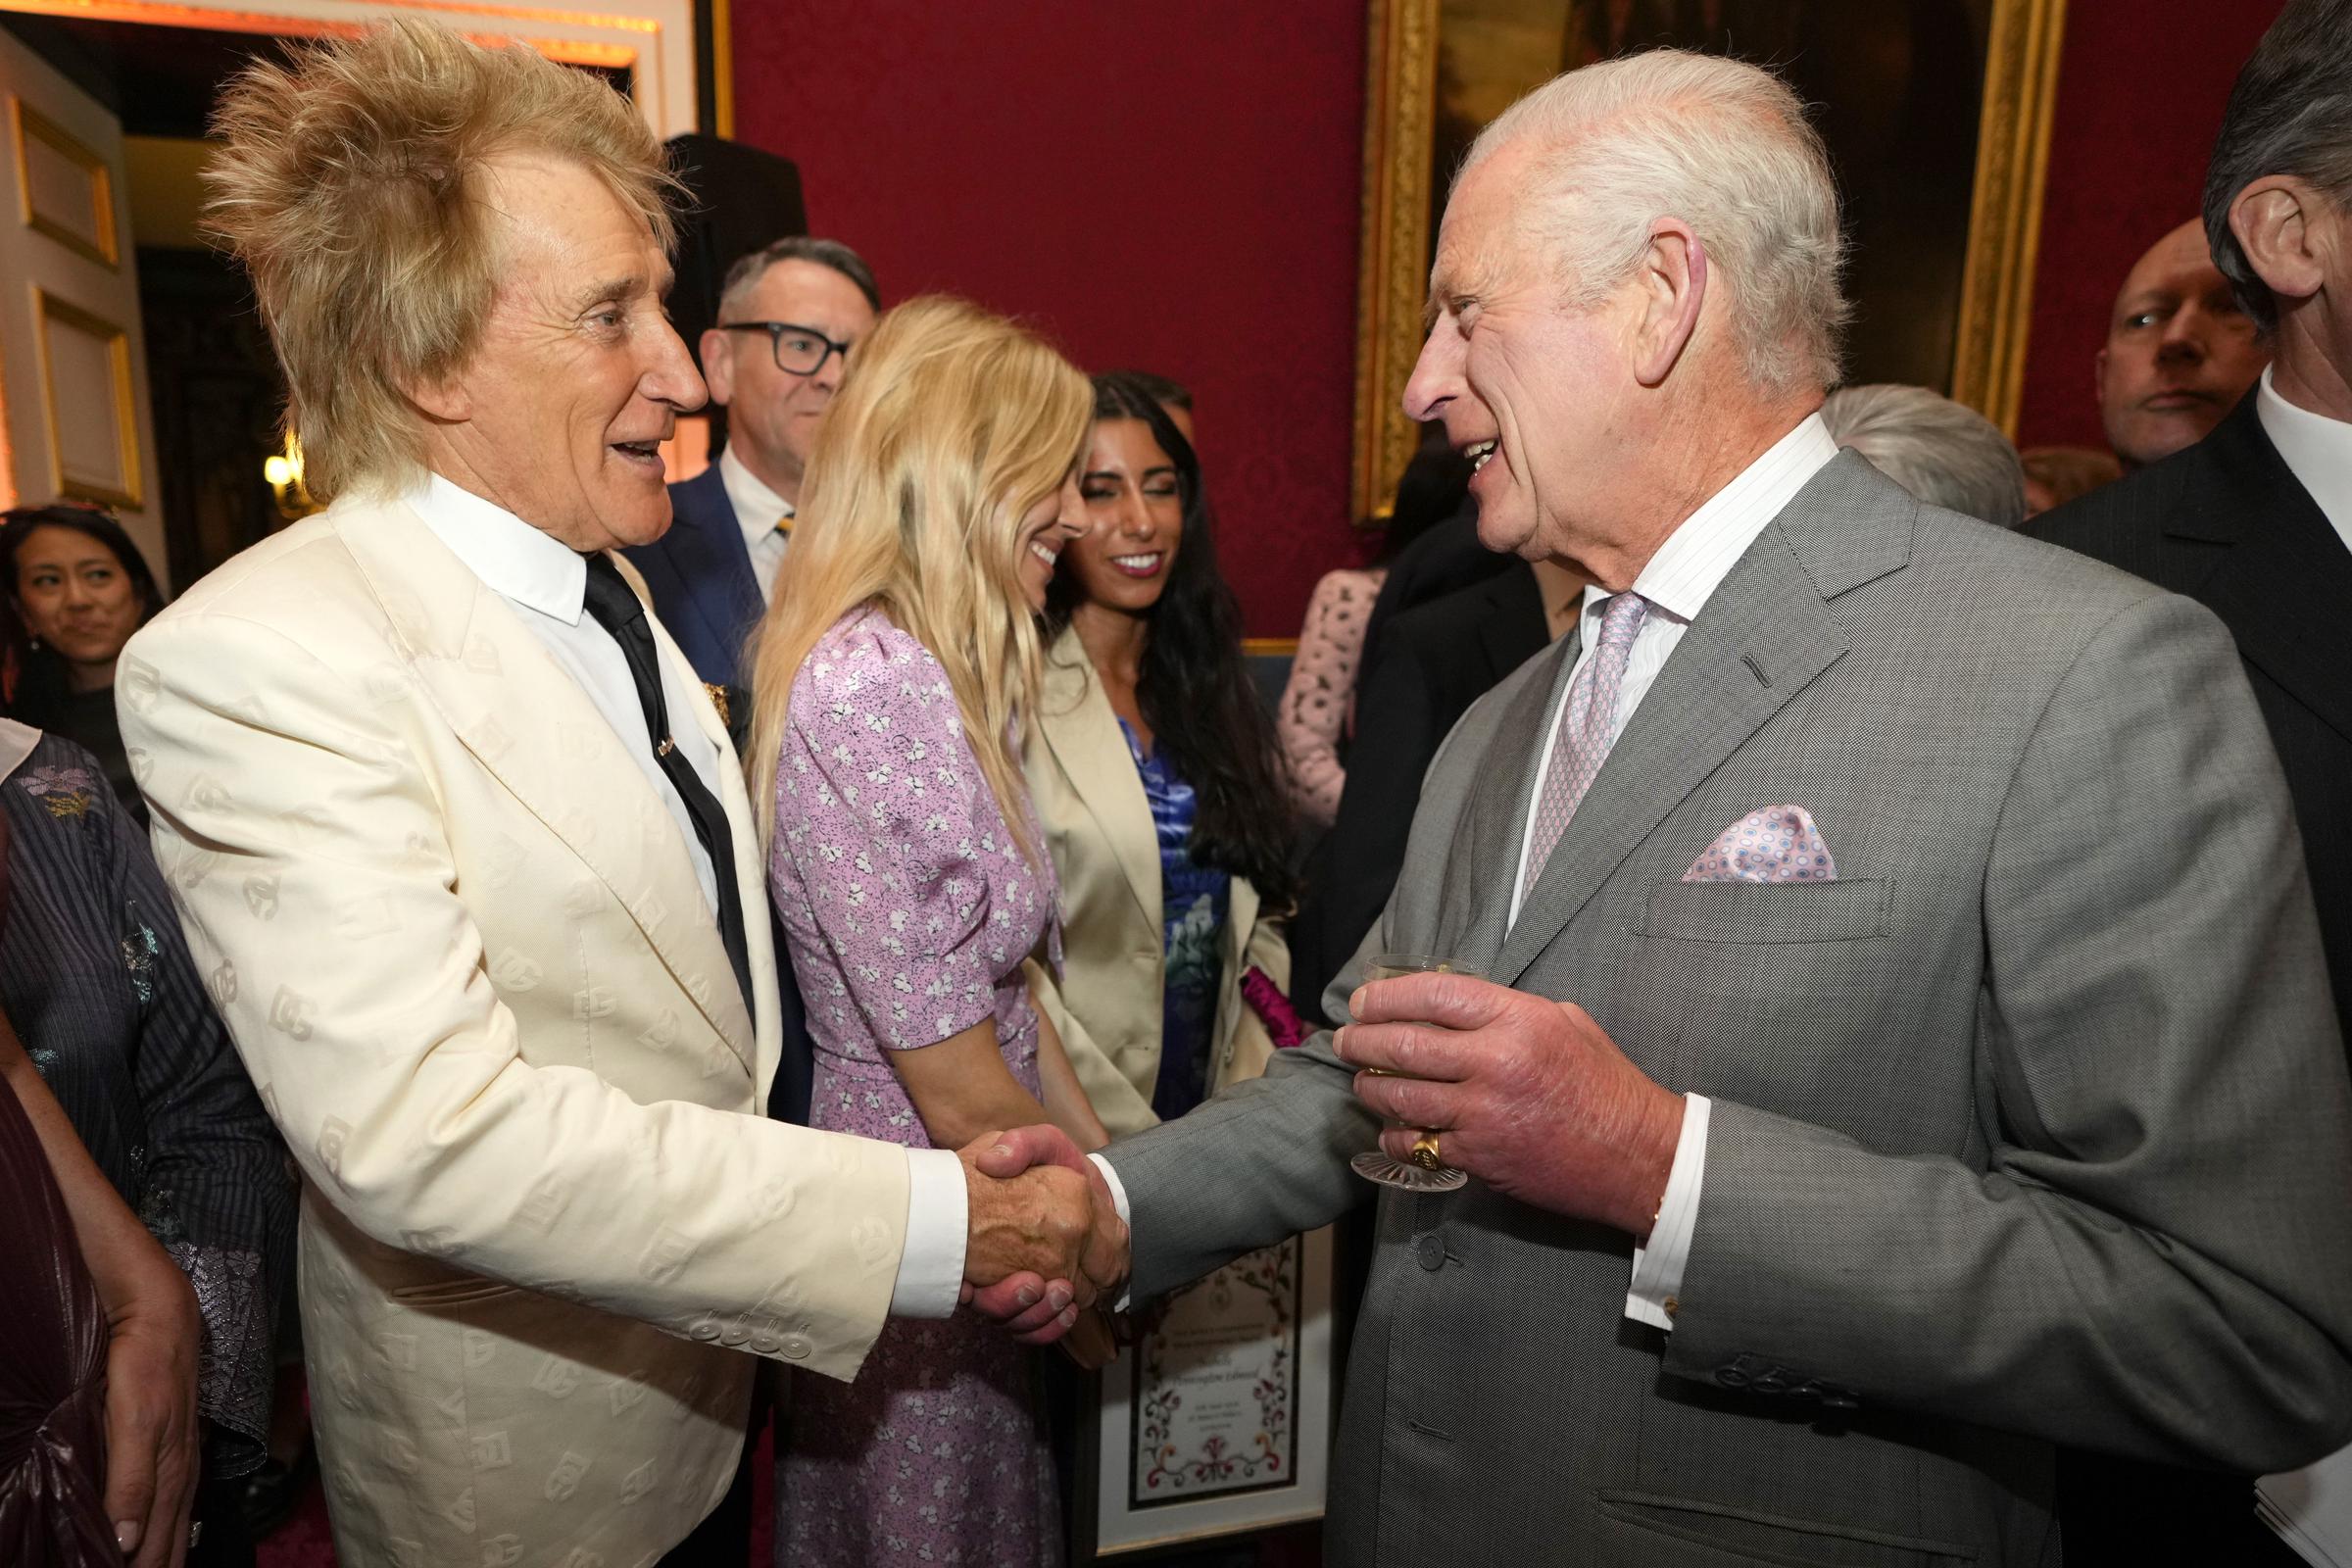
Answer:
xmin=1684 ymin=805 xmax=1838 ymax=884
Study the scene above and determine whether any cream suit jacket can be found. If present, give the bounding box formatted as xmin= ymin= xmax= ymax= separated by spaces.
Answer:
xmin=115 ymin=493 xmax=910 ymax=1568
xmin=1023 ymin=628 xmax=1289 ymax=1138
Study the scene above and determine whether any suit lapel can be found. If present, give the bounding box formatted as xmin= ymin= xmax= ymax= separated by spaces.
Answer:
xmin=1491 ymin=456 xmax=1905 ymax=987
xmin=640 ymin=574 xmax=775 ymax=1082
xmin=1037 ymin=632 xmax=1160 ymax=931
xmin=340 ymin=503 xmax=756 ymax=1067
xmin=666 ymin=469 xmax=766 ymax=672
xmin=2165 ymin=402 xmax=2352 ymax=745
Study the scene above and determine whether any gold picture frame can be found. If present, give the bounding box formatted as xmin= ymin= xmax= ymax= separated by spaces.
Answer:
xmin=12 ymin=96 xmax=118 ymax=269
xmin=31 ymin=286 xmax=143 ymax=509
xmin=1350 ymin=0 xmax=2070 ymax=520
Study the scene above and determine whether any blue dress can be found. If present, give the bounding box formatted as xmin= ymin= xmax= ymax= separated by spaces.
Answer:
xmin=1117 ymin=720 xmax=1232 ymax=1122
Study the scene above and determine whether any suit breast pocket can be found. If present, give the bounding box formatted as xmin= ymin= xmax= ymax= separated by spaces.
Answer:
xmin=1636 ymin=878 xmax=1890 ymax=945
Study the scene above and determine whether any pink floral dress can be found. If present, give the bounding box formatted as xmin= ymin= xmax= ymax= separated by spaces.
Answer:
xmin=766 ymin=608 xmax=1061 ymax=1567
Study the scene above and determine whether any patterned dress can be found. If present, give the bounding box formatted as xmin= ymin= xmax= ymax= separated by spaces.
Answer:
xmin=1275 ymin=565 xmax=1386 ymax=827
xmin=1117 ymin=720 xmax=1233 ymax=1123
xmin=766 ymin=609 xmax=1060 ymax=1568
xmin=0 ymin=725 xmax=292 ymax=1484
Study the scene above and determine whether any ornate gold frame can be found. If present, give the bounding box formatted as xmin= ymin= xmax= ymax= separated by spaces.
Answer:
xmin=12 ymin=97 xmax=118 ymax=268
xmin=1350 ymin=0 xmax=1441 ymax=522
xmin=30 ymin=285 xmax=142 ymax=508
xmin=1947 ymin=0 xmax=2068 ymax=435
xmin=1350 ymin=0 xmax=2070 ymax=518
xmin=710 ymin=0 xmax=732 ymax=136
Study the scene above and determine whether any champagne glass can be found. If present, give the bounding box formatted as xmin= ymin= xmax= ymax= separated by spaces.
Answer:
xmin=1348 ymin=953 xmax=1475 ymax=1193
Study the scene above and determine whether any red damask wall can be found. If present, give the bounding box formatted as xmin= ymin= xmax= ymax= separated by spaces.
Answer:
xmin=2014 ymin=0 xmax=2283 ymax=450
xmin=729 ymin=2 xmax=1370 ymax=638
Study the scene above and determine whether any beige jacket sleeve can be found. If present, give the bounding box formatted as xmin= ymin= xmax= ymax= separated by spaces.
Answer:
xmin=121 ymin=609 xmax=907 ymax=1382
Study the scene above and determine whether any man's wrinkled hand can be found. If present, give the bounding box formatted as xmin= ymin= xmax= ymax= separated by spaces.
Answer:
xmin=1337 ymin=972 xmax=1683 ymax=1238
xmin=976 ymin=1124 xmax=1126 ymax=1299
xmin=957 ymin=1129 xmax=1127 ymax=1345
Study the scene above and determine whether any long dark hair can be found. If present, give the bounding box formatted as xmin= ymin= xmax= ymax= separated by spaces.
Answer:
xmin=1 ymin=504 xmax=163 ymax=719
xmin=1049 ymin=374 xmax=1296 ymax=906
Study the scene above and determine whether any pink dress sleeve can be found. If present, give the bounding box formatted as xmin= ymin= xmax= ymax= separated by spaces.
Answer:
xmin=772 ymin=617 xmax=1006 ymax=1052
xmin=1277 ymin=567 xmax=1385 ymax=828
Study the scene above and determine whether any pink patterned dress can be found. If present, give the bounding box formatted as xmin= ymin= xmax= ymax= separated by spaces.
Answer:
xmin=766 ymin=608 xmax=1061 ymax=1568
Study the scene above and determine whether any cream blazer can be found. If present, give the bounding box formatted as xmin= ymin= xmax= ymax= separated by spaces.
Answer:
xmin=116 ymin=494 xmax=909 ymax=1568
xmin=1023 ymin=628 xmax=1289 ymax=1139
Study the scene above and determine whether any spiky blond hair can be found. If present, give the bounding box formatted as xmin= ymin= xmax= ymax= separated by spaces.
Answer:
xmin=205 ymin=20 xmax=681 ymax=499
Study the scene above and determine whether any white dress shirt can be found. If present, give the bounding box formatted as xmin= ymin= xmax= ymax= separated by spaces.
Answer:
xmin=1093 ymin=416 xmax=1840 ymax=1329
xmin=2256 ymin=365 xmax=2352 ymax=558
xmin=719 ymin=446 xmax=795 ymax=605
xmin=406 ymin=473 xmax=966 ymax=1317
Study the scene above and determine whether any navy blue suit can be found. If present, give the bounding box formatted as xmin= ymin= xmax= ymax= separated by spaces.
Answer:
xmin=627 ymin=465 xmax=767 ymax=688
xmin=626 ymin=463 xmax=818 ymax=1126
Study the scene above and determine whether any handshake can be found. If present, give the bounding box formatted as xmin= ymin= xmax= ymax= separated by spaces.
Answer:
xmin=955 ymin=1125 xmax=1131 ymax=1366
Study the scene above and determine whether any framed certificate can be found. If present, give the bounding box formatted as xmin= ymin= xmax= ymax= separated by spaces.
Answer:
xmin=1081 ymin=1227 xmax=1337 ymax=1556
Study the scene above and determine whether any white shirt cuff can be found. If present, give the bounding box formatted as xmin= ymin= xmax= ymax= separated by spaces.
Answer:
xmin=888 ymin=1148 xmax=968 ymax=1317
xmin=1626 ymin=1093 xmax=1710 ymax=1331
xmin=1090 ymin=1152 xmax=1134 ymax=1312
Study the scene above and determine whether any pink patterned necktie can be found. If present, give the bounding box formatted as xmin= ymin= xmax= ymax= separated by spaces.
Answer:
xmin=1523 ymin=590 xmax=1649 ymax=896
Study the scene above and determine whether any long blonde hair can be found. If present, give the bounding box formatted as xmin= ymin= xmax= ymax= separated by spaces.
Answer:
xmin=745 ymin=295 xmax=1092 ymax=861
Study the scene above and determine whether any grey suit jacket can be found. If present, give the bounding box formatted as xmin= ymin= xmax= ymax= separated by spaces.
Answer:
xmin=1102 ymin=453 xmax=2352 ymax=1568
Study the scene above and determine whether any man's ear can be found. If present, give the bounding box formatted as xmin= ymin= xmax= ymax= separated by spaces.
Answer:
xmin=407 ymin=367 xmax=474 ymax=425
xmin=2092 ymin=344 xmax=2111 ymax=404
xmin=700 ymin=328 xmax=736 ymax=408
xmin=1631 ymin=219 xmax=1707 ymax=388
xmin=2230 ymin=176 xmax=2326 ymax=307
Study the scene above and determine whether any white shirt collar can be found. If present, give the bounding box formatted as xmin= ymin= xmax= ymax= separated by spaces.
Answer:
xmin=403 ymin=472 xmax=587 ymax=624
xmin=719 ymin=446 xmax=794 ymax=545
xmin=0 ymin=716 xmax=38 ymax=779
xmin=1581 ymin=411 xmax=1840 ymax=630
xmin=2255 ymin=364 xmax=2352 ymax=552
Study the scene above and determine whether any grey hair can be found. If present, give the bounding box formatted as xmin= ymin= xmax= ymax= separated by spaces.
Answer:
xmin=1820 ymin=384 xmax=2026 ymax=529
xmin=2204 ymin=0 xmax=2352 ymax=331
xmin=717 ymin=234 xmax=881 ymax=320
xmin=1461 ymin=49 xmax=1849 ymax=395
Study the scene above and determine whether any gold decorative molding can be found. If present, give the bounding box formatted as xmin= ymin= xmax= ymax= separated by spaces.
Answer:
xmin=0 ymin=1 xmax=642 ymax=72
xmin=12 ymin=97 xmax=116 ymax=268
xmin=1349 ymin=0 xmax=1439 ymax=524
xmin=30 ymin=285 xmax=141 ymax=509
xmin=710 ymin=0 xmax=732 ymax=137
xmin=1949 ymin=0 xmax=2068 ymax=437
xmin=1241 ymin=637 xmax=1300 ymax=659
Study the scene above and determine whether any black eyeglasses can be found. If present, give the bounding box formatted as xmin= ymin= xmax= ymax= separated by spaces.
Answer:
xmin=717 ymin=320 xmax=855 ymax=377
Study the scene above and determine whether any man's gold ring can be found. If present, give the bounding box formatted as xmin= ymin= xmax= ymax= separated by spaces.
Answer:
xmin=1409 ymin=1130 xmax=1445 ymax=1171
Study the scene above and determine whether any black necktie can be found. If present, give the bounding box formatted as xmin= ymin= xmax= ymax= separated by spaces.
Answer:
xmin=579 ymin=554 xmax=754 ymax=1015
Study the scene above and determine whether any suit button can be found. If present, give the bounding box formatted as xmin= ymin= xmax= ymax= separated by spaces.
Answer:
xmin=1715 ymin=1363 xmax=1750 ymax=1389
xmin=1415 ymin=1235 xmax=1446 ymax=1271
